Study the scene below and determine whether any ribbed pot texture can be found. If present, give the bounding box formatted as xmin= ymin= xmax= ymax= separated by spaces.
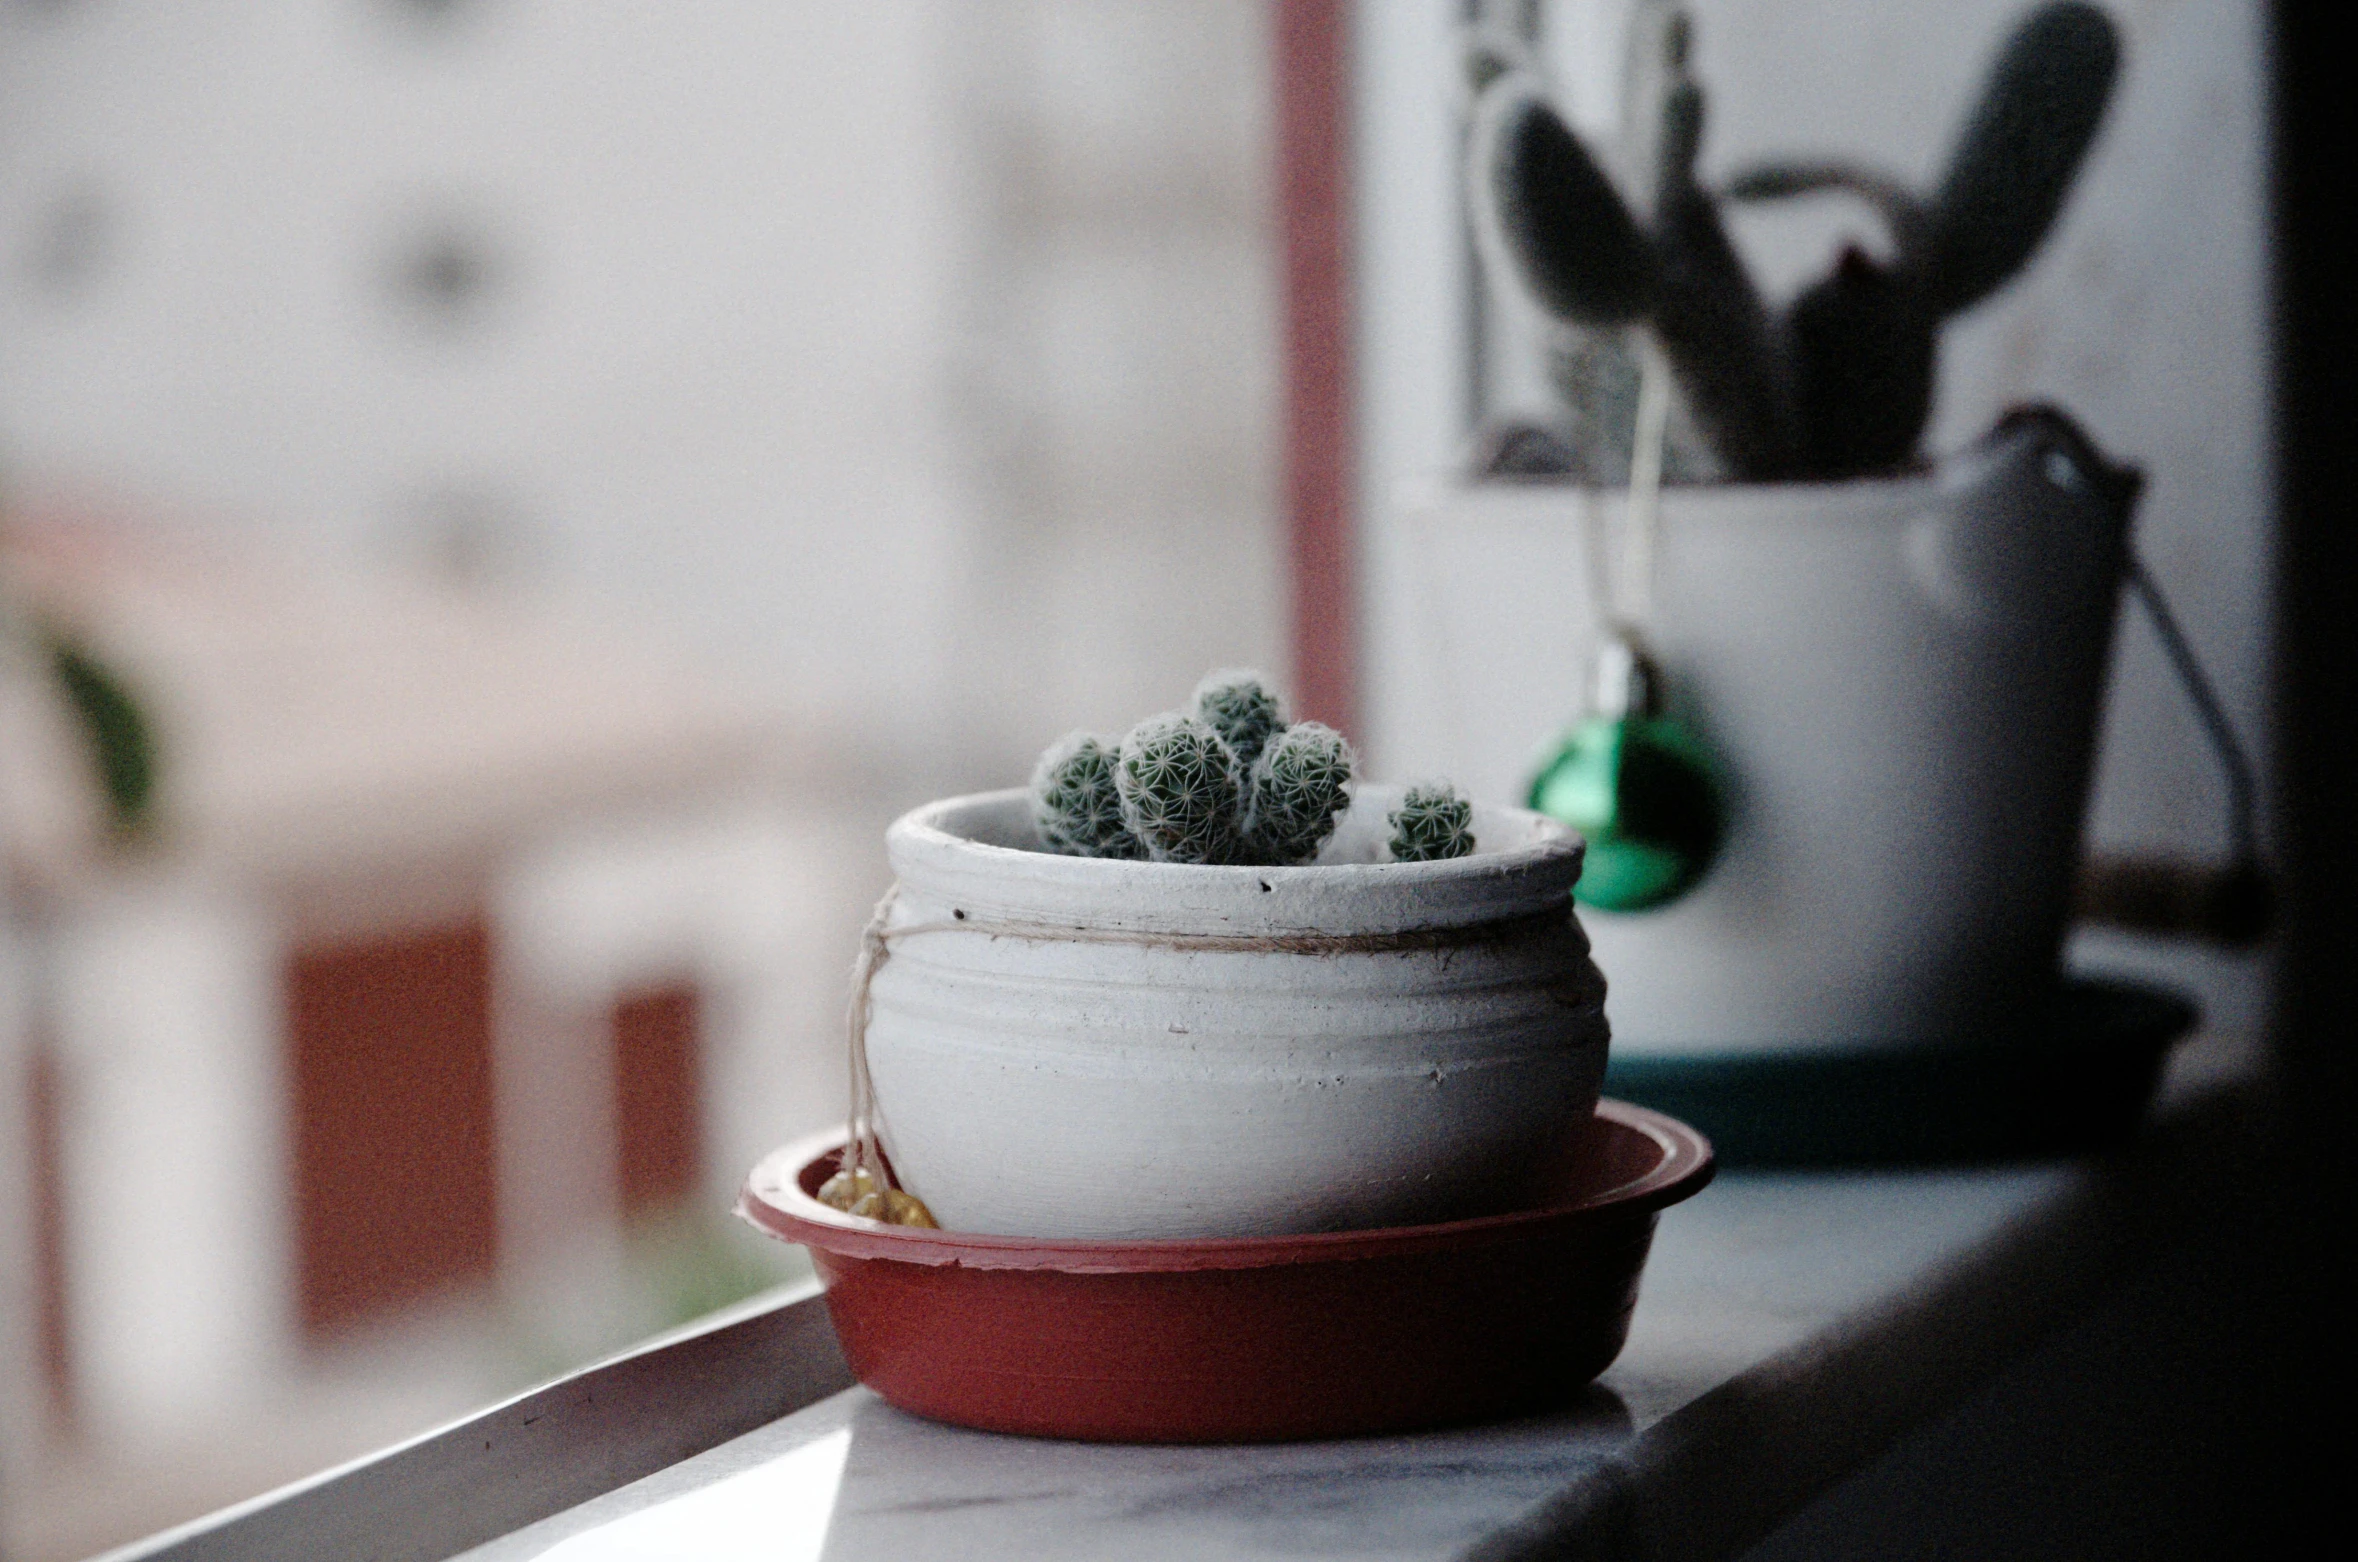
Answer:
xmin=863 ymin=784 xmax=1610 ymax=1240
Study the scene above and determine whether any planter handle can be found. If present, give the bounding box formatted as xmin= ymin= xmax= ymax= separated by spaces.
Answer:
xmin=1907 ymin=402 xmax=2140 ymax=636
xmin=1918 ymin=404 xmax=2270 ymax=945
xmin=2076 ymin=553 xmax=2273 ymax=946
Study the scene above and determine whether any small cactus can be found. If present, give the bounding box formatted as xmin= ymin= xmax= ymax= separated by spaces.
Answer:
xmin=1246 ymin=721 xmax=1354 ymax=866
xmin=1469 ymin=1 xmax=2119 ymax=481
xmin=1031 ymin=731 xmax=1144 ymax=859
xmin=1192 ymin=669 xmax=1288 ymax=772
xmin=1114 ymin=712 xmax=1246 ymax=865
xmin=1389 ymin=784 xmax=1476 ymax=863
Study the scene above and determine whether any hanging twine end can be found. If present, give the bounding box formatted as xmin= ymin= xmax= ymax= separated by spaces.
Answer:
xmin=821 ymin=884 xmax=941 ymax=1228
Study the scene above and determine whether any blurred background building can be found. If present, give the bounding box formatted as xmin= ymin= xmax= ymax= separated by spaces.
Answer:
xmin=3 ymin=3 xmax=1281 ymax=1555
xmin=0 ymin=1 xmax=2270 ymax=1558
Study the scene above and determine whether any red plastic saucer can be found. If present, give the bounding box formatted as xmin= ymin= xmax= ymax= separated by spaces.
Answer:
xmin=738 ymin=1099 xmax=1712 ymax=1443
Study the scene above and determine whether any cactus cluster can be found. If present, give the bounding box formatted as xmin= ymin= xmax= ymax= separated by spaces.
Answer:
xmin=1034 ymin=671 xmax=1350 ymax=867
xmin=1469 ymin=1 xmax=2119 ymax=482
xmin=1031 ymin=670 xmax=1476 ymax=868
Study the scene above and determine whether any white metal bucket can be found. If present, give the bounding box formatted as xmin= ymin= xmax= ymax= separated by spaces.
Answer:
xmin=1388 ymin=414 xmax=2135 ymax=1057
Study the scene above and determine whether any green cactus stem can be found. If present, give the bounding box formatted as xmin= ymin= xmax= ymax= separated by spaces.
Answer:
xmin=1645 ymin=72 xmax=1797 ymax=478
xmin=1718 ymin=163 xmax=1939 ymax=475
xmin=1722 ymin=3 xmax=2118 ymax=475
xmin=1785 ymin=245 xmax=1939 ymax=476
xmin=1920 ymin=0 xmax=2119 ymax=316
xmin=1192 ymin=669 xmax=1288 ymax=773
xmin=1245 ymin=721 xmax=1354 ymax=867
xmin=1478 ymin=40 xmax=1795 ymax=478
xmin=1031 ymin=731 xmax=1143 ymax=859
xmin=1114 ymin=712 xmax=1245 ymax=865
xmin=1479 ymin=86 xmax=1654 ymax=329
xmin=1388 ymin=784 xmax=1476 ymax=863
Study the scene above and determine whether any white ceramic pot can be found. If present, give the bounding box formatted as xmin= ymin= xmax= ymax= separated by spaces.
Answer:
xmin=1383 ymin=412 xmax=2137 ymax=1058
xmin=861 ymin=784 xmax=1608 ymax=1240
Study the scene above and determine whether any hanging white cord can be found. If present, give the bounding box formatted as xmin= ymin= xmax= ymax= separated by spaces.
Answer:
xmin=1622 ymin=336 xmax=1673 ymax=631
xmin=1581 ymin=335 xmax=1673 ymax=656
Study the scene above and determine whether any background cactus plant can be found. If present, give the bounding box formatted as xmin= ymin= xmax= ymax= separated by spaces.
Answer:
xmin=1470 ymin=1 xmax=2119 ymax=481
xmin=1388 ymin=784 xmax=1476 ymax=863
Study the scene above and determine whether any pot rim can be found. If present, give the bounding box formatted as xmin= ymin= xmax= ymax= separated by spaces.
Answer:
xmin=737 ymin=1099 xmax=1711 ymax=1272
xmin=883 ymin=783 xmax=1587 ymax=937
xmin=1435 ymin=462 xmax=1944 ymax=501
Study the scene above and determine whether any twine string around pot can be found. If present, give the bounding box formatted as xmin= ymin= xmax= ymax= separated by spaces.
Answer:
xmin=837 ymin=884 xmax=902 ymax=1207
xmin=1584 ymin=336 xmax=1673 ymax=641
xmin=831 ymin=883 xmax=1592 ymax=1225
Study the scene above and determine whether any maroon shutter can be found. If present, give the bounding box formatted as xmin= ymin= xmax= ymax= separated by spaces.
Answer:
xmin=613 ymin=983 xmax=702 ymax=1217
xmin=286 ymin=920 xmax=499 ymax=1335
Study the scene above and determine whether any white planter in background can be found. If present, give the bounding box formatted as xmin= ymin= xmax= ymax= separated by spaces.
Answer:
xmin=1384 ymin=415 xmax=2135 ymax=1058
xmin=862 ymin=785 xmax=1608 ymax=1240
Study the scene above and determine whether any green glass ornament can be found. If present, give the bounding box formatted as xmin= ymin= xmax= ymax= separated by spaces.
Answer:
xmin=1528 ymin=635 xmax=1726 ymax=912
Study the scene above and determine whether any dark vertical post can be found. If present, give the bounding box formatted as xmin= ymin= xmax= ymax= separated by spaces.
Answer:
xmin=1276 ymin=0 xmax=1357 ymax=736
xmin=2269 ymin=5 xmax=2358 ymax=1127
xmin=2266 ymin=0 xmax=2352 ymax=1538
